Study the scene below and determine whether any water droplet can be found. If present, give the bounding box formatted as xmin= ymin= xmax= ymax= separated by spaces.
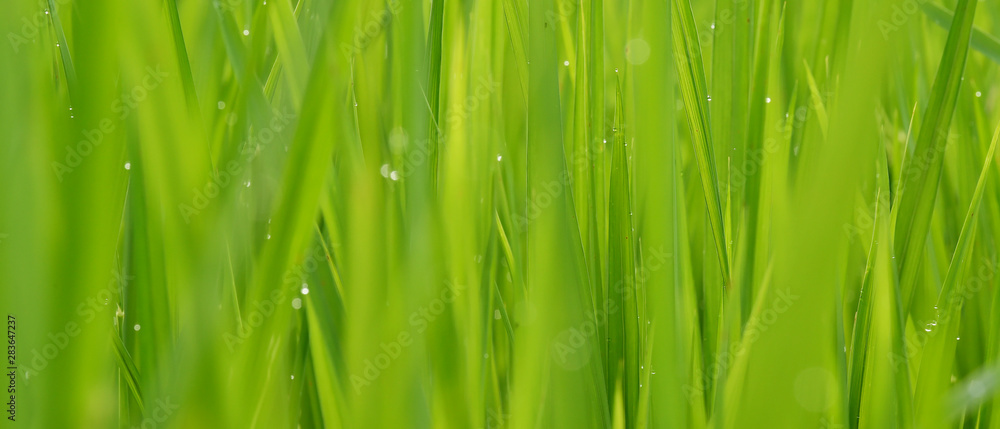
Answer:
xmin=707 ymin=95 xmax=712 ymax=101
xmin=266 ymin=234 xmax=271 ymax=240
xmin=290 ymin=375 xmax=295 ymax=379
xmin=292 ymin=298 xmax=302 ymax=309
xmin=564 ymin=61 xmax=570 ymax=66
xmin=133 ymin=324 xmax=141 ymax=331
xmin=390 ymin=171 xmax=399 ymax=181
xmin=301 ymin=284 xmax=309 ymax=295
xmin=615 ymin=68 xmax=619 ymax=73
xmin=45 ymin=10 xmax=49 ymax=14
xmin=380 ymin=163 xmax=390 ymax=178
xmin=124 ymin=162 xmax=131 ymax=170
xmin=56 ymin=43 xmax=60 ymax=47
xmin=218 ymin=101 xmax=226 ymax=110
xmin=243 ymin=29 xmax=250 ymax=36
xmin=710 ymin=23 xmax=716 ymax=30
xmin=245 ymin=181 xmax=251 ymax=188
xmin=976 ymin=91 xmax=982 ymax=97
xmin=497 ymin=154 xmax=503 ymax=161
xmin=766 ymin=97 xmax=772 ymax=103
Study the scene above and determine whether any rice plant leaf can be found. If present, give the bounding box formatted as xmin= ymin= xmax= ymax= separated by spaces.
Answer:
xmin=893 ymin=0 xmax=978 ymax=315
xmin=922 ymin=2 xmax=1000 ymax=65
xmin=913 ymin=121 xmax=1000 ymax=428
xmin=111 ymin=330 xmax=145 ymax=416
xmin=46 ymin=0 xmax=78 ymax=100
xmin=671 ymin=0 xmax=730 ymax=286
xmin=268 ymin=0 xmax=311 ymax=107
xmin=500 ymin=0 xmax=529 ymax=101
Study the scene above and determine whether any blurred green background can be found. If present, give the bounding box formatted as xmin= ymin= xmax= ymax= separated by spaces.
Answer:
xmin=2 ymin=0 xmax=1000 ymax=427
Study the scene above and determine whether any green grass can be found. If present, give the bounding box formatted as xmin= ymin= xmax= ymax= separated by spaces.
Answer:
xmin=3 ymin=0 xmax=1000 ymax=427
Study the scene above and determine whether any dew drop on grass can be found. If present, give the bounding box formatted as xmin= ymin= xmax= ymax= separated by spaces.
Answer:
xmin=245 ymin=181 xmax=251 ymax=188
xmin=243 ymin=29 xmax=250 ymax=36
xmin=976 ymin=91 xmax=982 ymax=97
xmin=290 ymin=375 xmax=294 ymax=380
xmin=766 ymin=97 xmax=772 ymax=103
xmin=292 ymin=298 xmax=302 ymax=309
xmin=390 ymin=171 xmax=399 ymax=181
xmin=564 ymin=61 xmax=569 ymax=66
xmin=380 ymin=164 xmax=390 ymax=178
xmin=301 ymin=284 xmax=309 ymax=295
xmin=134 ymin=324 xmax=141 ymax=331
xmin=497 ymin=154 xmax=502 ymax=161
xmin=218 ymin=101 xmax=226 ymax=110
xmin=124 ymin=162 xmax=131 ymax=170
